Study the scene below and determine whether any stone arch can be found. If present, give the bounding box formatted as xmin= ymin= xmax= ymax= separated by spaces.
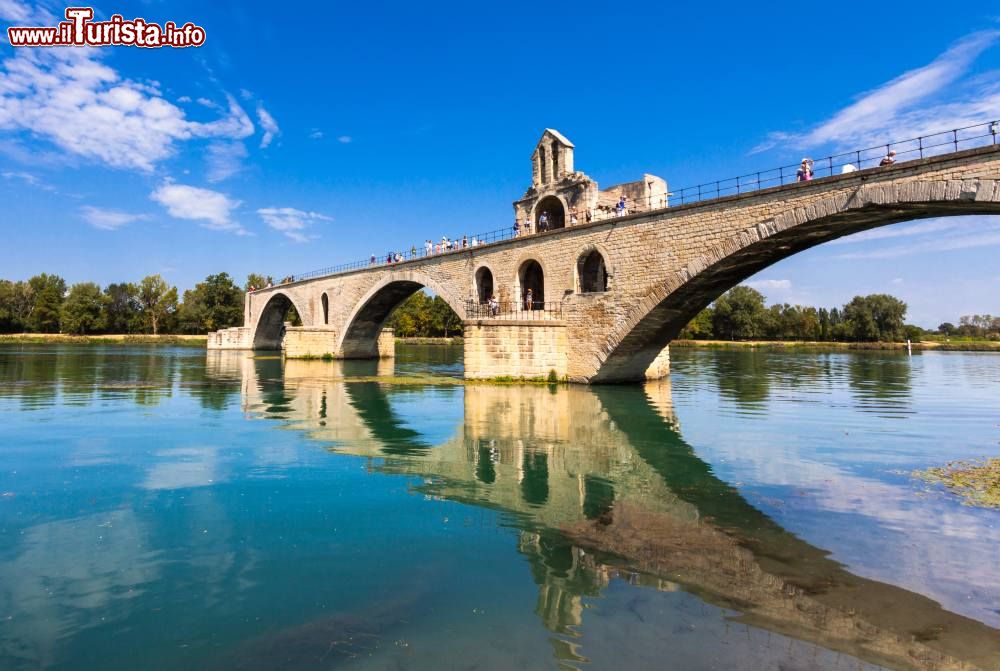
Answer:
xmin=592 ymin=178 xmax=1000 ymax=381
xmin=516 ymin=259 xmax=545 ymax=309
xmin=533 ymin=194 xmax=566 ymax=231
xmin=321 ymin=292 xmax=329 ymax=325
xmin=338 ymin=270 xmax=467 ymax=358
xmin=252 ymin=291 xmax=309 ymax=350
xmin=474 ymin=265 xmax=495 ymax=304
xmin=575 ymin=244 xmax=612 ymax=293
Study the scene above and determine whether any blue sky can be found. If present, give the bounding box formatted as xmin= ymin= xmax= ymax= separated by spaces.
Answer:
xmin=1 ymin=0 xmax=998 ymax=327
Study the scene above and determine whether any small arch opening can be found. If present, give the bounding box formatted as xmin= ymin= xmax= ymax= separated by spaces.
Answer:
xmin=321 ymin=293 xmax=329 ymax=324
xmin=518 ymin=259 xmax=545 ymax=309
xmin=578 ymin=250 xmax=609 ymax=293
xmin=475 ymin=267 xmax=494 ymax=304
xmin=534 ymin=196 xmax=564 ymax=232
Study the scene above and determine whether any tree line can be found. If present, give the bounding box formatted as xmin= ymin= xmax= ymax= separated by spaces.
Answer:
xmin=386 ymin=291 xmax=464 ymax=337
xmin=679 ymin=286 xmax=923 ymax=342
xmin=0 ymin=272 xmax=275 ymax=335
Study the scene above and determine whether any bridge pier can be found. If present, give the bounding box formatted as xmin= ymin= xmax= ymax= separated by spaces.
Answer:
xmin=463 ymin=320 xmax=568 ymax=380
xmin=207 ymin=325 xmax=395 ymax=359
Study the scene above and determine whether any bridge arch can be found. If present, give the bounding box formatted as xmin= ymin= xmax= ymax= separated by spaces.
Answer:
xmin=252 ymin=291 xmax=309 ymax=350
xmin=321 ymin=292 xmax=329 ymax=325
xmin=514 ymin=256 xmax=548 ymax=309
xmin=592 ymin=177 xmax=1000 ymax=381
xmin=474 ymin=264 xmax=496 ymax=303
xmin=339 ymin=270 xmax=467 ymax=358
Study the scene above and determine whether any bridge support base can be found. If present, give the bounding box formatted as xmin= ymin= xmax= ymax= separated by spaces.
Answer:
xmin=207 ymin=327 xmax=253 ymax=350
xmin=464 ymin=320 xmax=568 ymax=381
xmin=284 ymin=327 xmax=395 ymax=359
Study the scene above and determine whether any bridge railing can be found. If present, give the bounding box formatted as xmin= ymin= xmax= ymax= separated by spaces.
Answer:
xmin=285 ymin=118 xmax=1000 ymax=285
xmin=465 ymin=299 xmax=564 ymax=320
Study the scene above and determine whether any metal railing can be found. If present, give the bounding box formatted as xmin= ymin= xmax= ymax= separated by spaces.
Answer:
xmin=273 ymin=118 xmax=1000 ymax=287
xmin=465 ymin=299 xmax=563 ymax=320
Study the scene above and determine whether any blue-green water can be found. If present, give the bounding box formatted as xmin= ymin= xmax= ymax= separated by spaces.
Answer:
xmin=0 ymin=345 xmax=998 ymax=670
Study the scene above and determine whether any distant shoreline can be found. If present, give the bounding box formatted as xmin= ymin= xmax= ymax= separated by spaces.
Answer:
xmin=0 ymin=333 xmax=207 ymax=347
xmin=670 ymin=339 xmax=1000 ymax=352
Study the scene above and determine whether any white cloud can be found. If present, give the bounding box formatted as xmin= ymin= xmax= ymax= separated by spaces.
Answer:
xmin=337 ymin=135 xmax=352 ymax=144
xmin=0 ymin=47 xmax=255 ymax=172
xmin=256 ymin=207 xmax=331 ymax=242
xmin=0 ymin=0 xmax=32 ymax=22
xmin=830 ymin=218 xmax=966 ymax=244
xmin=257 ymin=104 xmax=279 ymax=148
xmin=309 ymin=128 xmax=323 ymax=140
xmin=834 ymin=216 xmax=1000 ymax=259
xmin=753 ymin=30 xmax=1000 ymax=153
xmin=1 ymin=169 xmax=53 ymax=190
xmin=745 ymin=279 xmax=791 ymax=290
xmin=177 ymin=95 xmax=191 ymax=103
xmin=80 ymin=205 xmax=147 ymax=230
xmin=205 ymin=141 xmax=248 ymax=182
xmin=151 ymin=182 xmax=244 ymax=234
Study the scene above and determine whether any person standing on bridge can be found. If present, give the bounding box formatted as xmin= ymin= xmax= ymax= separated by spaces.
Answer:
xmin=616 ymin=196 xmax=627 ymax=216
xmin=796 ymin=158 xmax=814 ymax=181
xmin=880 ymin=150 xmax=896 ymax=166
xmin=513 ymin=218 xmax=520 ymax=237
xmin=539 ymin=211 xmax=549 ymax=232
xmin=525 ymin=288 xmax=533 ymax=311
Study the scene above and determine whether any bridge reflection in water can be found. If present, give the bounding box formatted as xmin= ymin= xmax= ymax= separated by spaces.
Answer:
xmin=207 ymin=351 xmax=1000 ymax=671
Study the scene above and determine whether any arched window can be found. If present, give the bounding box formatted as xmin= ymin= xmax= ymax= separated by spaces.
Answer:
xmin=321 ymin=293 xmax=329 ymax=324
xmin=518 ymin=259 xmax=544 ymax=309
xmin=475 ymin=267 xmax=494 ymax=303
xmin=578 ymin=250 xmax=608 ymax=293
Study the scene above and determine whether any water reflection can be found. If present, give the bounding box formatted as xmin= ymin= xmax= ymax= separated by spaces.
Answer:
xmin=219 ymin=354 xmax=998 ymax=671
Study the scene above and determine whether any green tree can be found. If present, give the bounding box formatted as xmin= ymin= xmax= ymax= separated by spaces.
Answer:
xmin=104 ymin=282 xmax=141 ymax=334
xmin=937 ymin=322 xmax=956 ymax=335
xmin=712 ymin=286 xmax=767 ymax=340
xmin=245 ymin=273 xmax=273 ymax=291
xmin=60 ymin=283 xmax=107 ymax=335
xmin=27 ymin=274 xmax=66 ymax=333
xmin=177 ymin=272 xmax=243 ymax=333
xmin=138 ymin=275 xmax=178 ymax=335
xmin=841 ymin=294 xmax=907 ymax=342
xmin=679 ymin=307 xmax=714 ymax=339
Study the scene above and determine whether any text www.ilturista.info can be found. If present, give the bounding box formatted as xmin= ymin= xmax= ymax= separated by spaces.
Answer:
xmin=7 ymin=7 xmax=206 ymax=48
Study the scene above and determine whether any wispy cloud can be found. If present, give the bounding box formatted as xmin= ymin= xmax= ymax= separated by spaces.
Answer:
xmin=745 ymin=279 xmax=791 ymax=290
xmin=257 ymin=207 xmax=331 ymax=242
xmin=834 ymin=216 xmax=1000 ymax=259
xmin=205 ymin=141 xmax=248 ymax=182
xmin=1 ymin=169 xmax=53 ymax=190
xmin=80 ymin=205 xmax=147 ymax=231
xmin=257 ymin=104 xmax=279 ymax=148
xmin=151 ymin=182 xmax=245 ymax=234
xmin=0 ymin=46 xmax=255 ymax=172
xmin=829 ymin=218 xmax=967 ymax=244
xmin=753 ymin=30 xmax=1000 ymax=153
xmin=309 ymin=128 xmax=324 ymax=140
xmin=337 ymin=135 xmax=352 ymax=144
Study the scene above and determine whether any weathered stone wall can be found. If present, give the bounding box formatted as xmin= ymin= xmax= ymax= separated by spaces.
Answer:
xmin=213 ymin=145 xmax=1000 ymax=382
xmin=464 ymin=321 xmax=568 ymax=379
xmin=283 ymin=325 xmax=338 ymax=358
xmin=207 ymin=326 xmax=252 ymax=350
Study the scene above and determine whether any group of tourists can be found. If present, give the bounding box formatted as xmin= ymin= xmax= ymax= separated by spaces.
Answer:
xmin=797 ymin=150 xmax=898 ymax=182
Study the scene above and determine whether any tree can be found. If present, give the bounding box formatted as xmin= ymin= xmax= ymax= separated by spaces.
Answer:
xmin=177 ymin=272 xmax=243 ymax=333
xmin=27 ymin=273 xmax=66 ymax=333
xmin=679 ymin=307 xmax=714 ymax=339
xmin=138 ymin=275 xmax=178 ymax=335
xmin=60 ymin=283 xmax=107 ymax=335
xmin=104 ymin=282 xmax=141 ymax=333
xmin=245 ymin=273 xmax=273 ymax=291
xmin=937 ymin=322 xmax=956 ymax=335
xmin=841 ymin=294 xmax=907 ymax=342
xmin=712 ymin=286 xmax=767 ymax=340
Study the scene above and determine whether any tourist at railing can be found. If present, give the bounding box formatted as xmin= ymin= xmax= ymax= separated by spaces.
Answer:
xmin=797 ymin=158 xmax=814 ymax=182
xmin=524 ymin=289 xmax=533 ymax=311
xmin=538 ymin=211 xmax=549 ymax=232
xmin=880 ymin=150 xmax=897 ymax=166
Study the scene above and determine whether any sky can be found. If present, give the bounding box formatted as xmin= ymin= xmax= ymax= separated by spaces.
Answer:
xmin=1 ymin=0 xmax=999 ymax=327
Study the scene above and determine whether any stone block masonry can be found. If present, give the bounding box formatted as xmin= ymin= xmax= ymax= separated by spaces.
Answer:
xmin=208 ymin=141 xmax=1000 ymax=383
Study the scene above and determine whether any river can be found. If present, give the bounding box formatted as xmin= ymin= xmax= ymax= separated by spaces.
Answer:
xmin=0 ymin=344 xmax=997 ymax=670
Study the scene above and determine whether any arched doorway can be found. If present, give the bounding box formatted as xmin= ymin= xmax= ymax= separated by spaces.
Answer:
xmin=321 ymin=293 xmax=329 ymax=324
xmin=518 ymin=260 xmax=544 ymax=310
xmin=578 ymin=250 xmax=608 ymax=293
xmin=475 ymin=267 xmax=494 ymax=303
xmin=534 ymin=196 xmax=565 ymax=232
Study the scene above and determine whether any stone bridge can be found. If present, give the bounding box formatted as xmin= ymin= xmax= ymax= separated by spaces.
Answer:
xmin=208 ymin=135 xmax=1000 ymax=383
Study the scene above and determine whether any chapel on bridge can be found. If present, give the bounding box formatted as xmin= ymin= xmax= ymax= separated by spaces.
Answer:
xmin=513 ymin=129 xmax=668 ymax=230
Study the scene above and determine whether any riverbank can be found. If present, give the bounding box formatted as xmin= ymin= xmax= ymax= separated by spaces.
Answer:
xmin=0 ymin=333 xmax=208 ymax=347
xmin=670 ymin=339 xmax=1000 ymax=352
xmin=395 ymin=336 xmax=463 ymax=345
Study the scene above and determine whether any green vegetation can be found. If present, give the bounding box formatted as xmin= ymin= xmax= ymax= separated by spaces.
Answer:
xmin=914 ymin=458 xmax=1000 ymax=508
xmin=386 ymin=291 xmax=463 ymax=337
xmin=679 ymin=286 xmax=998 ymax=344
xmin=0 ymin=272 xmax=257 ymax=337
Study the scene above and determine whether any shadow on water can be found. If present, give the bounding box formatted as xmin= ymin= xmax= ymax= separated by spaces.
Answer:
xmin=221 ymin=352 xmax=999 ymax=671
